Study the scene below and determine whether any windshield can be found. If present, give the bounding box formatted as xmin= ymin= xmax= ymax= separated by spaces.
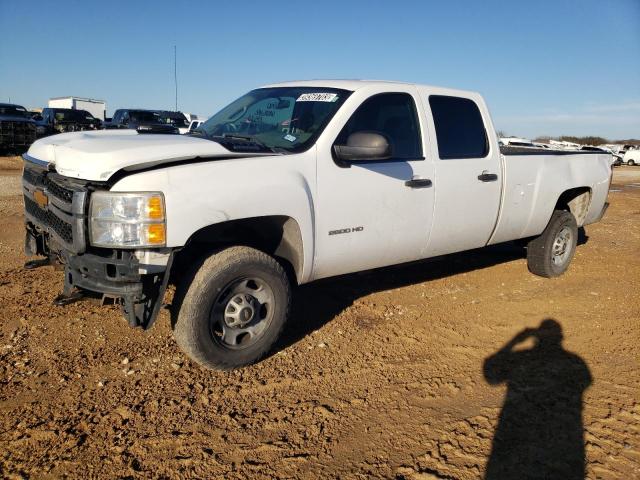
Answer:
xmin=198 ymin=87 xmax=351 ymax=152
xmin=130 ymin=111 xmax=163 ymax=123
xmin=53 ymin=109 xmax=95 ymax=122
xmin=0 ymin=105 xmax=28 ymax=117
xmin=160 ymin=112 xmax=189 ymax=128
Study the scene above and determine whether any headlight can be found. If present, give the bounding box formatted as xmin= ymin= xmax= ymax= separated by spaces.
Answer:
xmin=90 ymin=192 xmax=166 ymax=247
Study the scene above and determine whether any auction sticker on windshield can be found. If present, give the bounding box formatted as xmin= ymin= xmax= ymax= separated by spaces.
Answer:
xmin=297 ymin=93 xmax=339 ymax=102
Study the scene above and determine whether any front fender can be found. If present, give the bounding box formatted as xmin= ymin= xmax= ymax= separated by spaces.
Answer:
xmin=110 ymin=154 xmax=316 ymax=282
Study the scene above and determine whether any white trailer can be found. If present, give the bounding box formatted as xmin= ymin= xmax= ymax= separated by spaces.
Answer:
xmin=48 ymin=97 xmax=106 ymax=121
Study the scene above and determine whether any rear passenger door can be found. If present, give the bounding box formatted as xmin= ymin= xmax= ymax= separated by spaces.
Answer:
xmin=420 ymin=93 xmax=502 ymax=257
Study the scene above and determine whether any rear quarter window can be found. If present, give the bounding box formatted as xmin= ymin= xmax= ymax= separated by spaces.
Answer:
xmin=429 ymin=95 xmax=488 ymax=159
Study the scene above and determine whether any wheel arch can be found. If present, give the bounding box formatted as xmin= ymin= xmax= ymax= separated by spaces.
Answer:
xmin=554 ymin=187 xmax=592 ymax=227
xmin=174 ymin=215 xmax=305 ymax=284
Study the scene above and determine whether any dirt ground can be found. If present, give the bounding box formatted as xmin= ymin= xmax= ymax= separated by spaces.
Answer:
xmin=0 ymin=155 xmax=638 ymax=479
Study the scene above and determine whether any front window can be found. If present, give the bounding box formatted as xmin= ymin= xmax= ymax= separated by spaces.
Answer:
xmin=129 ymin=111 xmax=162 ymax=123
xmin=334 ymin=92 xmax=422 ymax=159
xmin=198 ymin=87 xmax=351 ymax=153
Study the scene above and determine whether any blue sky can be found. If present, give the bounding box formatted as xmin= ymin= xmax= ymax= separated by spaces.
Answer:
xmin=1 ymin=0 xmax=639 ymax=139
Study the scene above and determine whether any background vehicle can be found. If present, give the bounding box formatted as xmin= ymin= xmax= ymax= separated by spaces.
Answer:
xmin=159 ymin=111 xmax=190 ymax=134
xmin=580 ymin=145 xmax=619 ymax=166
xmin=0 ymin=103 xmax=37 ymax=153
xmin=499 ymin=137 xmax=537 ymax=147
xmin=28 ymin=110 xmax=43 ymax=121
xmin=188 ymin=118 xmax=206 ymax=133
xmin=22 ymin=80 xmax=611 ymax=370
xmin=37 ymin=108 xmax=102 ymax=136
xmin=104 ymin=109 xmax=178 ymax=134
xmin=549 ymin=139 xmax=581 ymax=150
xmin=623 ymin=148 xmax=640 ymax=166
xmin=48 ymin=97 xmax=106 ymax=121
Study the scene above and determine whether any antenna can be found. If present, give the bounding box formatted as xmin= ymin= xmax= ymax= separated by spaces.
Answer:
xmin=174 ymin=45 xmax=178 ymax=111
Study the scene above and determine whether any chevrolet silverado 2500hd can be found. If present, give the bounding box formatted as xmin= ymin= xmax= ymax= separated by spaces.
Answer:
xmin=22 ymin=80 xmax=611 ymax=369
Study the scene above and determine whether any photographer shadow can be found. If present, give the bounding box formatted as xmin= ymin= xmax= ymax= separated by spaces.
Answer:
xmin=483 ymin=319 xmax=592 ymax=480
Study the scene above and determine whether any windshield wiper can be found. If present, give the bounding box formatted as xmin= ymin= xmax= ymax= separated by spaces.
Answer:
xmin=221 ymin=134 xmax=267 ymax=147
xmin=210 ymin=134 xmax=284 ymax=154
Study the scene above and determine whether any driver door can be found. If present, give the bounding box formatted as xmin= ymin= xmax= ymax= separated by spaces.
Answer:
xmin=312 ymin=89 xmax=435 ymax=280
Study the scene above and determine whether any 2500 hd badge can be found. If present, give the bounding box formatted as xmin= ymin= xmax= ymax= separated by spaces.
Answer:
xmin=328 ymin=226 xmax=364 ymax=236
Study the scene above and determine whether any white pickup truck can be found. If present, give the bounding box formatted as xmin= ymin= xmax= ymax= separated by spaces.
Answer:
xmin=22 ymin=80 xmax=611 ymax=369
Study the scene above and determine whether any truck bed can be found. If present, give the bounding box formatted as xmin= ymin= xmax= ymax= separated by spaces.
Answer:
xmin=500 ymin=145 xmax=608 ymax=156
xmin=489 ymin=147 xmax=611 ymax=245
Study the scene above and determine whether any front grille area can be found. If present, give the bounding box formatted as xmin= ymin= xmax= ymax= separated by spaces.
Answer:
xmin=44 ymin=175 xmax=75 ymax=204
xmin=24 ymin=195 xmax=73 ymax=244
xmin=0 ymin=121 xmax=36 ymax=148
xmin=22 ymin=167 xmax=44 ymax=187
xmin=22 ymin=161 xmax=88 ymax=253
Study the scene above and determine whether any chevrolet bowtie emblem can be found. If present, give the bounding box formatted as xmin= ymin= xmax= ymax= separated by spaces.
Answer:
xmin=34 ymin=189 xmax=49 ymax=209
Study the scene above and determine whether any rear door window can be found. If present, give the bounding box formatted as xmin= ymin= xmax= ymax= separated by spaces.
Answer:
xmin=429 ymin=95 xmax=488 ymax=159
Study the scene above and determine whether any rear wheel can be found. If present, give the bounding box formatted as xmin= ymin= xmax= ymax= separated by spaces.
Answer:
xmin=628 ymin=160 xmax=636 ymax=166
xmin=173 ymin=246 xmax=291 ymax=370
xmin=526 ymin=210 xmax=578 ymax=278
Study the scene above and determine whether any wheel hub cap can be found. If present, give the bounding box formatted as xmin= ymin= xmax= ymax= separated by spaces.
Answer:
xmin=552 ymin=226 xmax=573 ymax=265
xmin=210 ymin=276 xmax=276 ymax=349
xmin=224 ymin=294 xmax=257 ymax=328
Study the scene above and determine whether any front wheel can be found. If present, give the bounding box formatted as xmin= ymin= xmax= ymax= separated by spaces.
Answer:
xmin=173 ymin=246 xmax=291 ymax=370
xmin=526 ymin=210 xmax=578 ymax=278
xmin=628 ymin=160 xmax=636 ymax=166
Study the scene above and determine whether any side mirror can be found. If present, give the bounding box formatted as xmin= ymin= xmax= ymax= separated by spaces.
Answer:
xmin=334 ymin=132 xmax=391 ymax=162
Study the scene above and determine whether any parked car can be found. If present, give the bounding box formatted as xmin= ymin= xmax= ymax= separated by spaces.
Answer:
xmin=22 ymin=80 xmax=612 ymax=370
xmin=104 ymin=109 xmax=178 ymax=134
xmin=188 ymin=118 xmax=206 ymax=133
xmin=28 ymin=111 xmax=43 ymax=121
xmin=37 ymin=108 xmax=102 ymax=137
xmin=158 ymin=111 xmax=190 ymax=134
xmin=612 ymin=155 xmax=624 ymax=166
xmin=623 ymin=148 xmax=640 ymax=166
xmin=0 ymin=103 xmax=37 ymax=153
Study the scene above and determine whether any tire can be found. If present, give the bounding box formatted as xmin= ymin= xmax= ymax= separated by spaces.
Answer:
xmin=173 ymin=246 xmax=291 ymax=370
xmin=628 ymin=160 xmax=636 ymax=166
xmin=526 ymin=210 xmax=578 ymax=278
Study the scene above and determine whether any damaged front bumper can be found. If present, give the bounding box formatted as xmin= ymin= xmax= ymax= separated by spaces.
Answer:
xmin=22 ymin=156 xmax=173 ymax=329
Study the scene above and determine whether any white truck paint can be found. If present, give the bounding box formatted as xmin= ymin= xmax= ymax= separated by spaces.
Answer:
xmin=23 ymin=80 xmax=611 ymax=369
xmin=623 ymin=148 xmax=640 ymax=165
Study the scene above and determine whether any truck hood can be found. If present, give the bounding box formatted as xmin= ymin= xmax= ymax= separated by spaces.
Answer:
xmin=26 ymin=129 xmax=271 ymax=181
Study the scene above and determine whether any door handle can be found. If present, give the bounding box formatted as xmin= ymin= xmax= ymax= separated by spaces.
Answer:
xmin=405 ymin=178 xmax=432 ymax=188
xmin=478 ymin=171 xmax=498 ymax=182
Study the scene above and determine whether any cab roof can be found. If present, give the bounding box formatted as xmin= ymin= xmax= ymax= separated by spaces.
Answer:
xmin=262 ymin=79 xmax=478 ymax=97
